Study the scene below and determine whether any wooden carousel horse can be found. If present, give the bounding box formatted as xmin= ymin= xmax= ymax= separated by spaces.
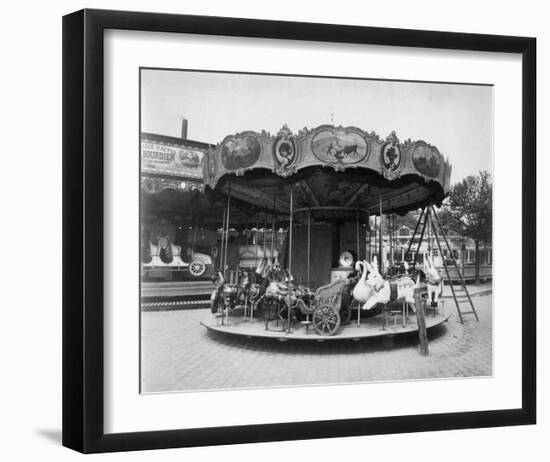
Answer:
xmin=209 ymin=270 xmax=246 ymax=322
xmin=210 ymin=271 xmax=225 ymax=315
xmin=237 ymin=269 xmax=263 ymax=319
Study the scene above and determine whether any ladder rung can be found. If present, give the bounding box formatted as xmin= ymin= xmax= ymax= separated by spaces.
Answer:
xmin=460 ymin=311 xmax=476 ymax=315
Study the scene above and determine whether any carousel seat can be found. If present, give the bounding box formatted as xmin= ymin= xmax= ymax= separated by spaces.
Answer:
xmin=147 ymin=242 xmax=161 ymax=266
xmin=383 ymin=301 xmax=408 ymax=329
xmin=300 ymin=316 xmax=312 ymax=333
xmin=170 ymin=243 xmax=186 ymax=266
xmin=425 ymin=298 xmax=445 ymax=317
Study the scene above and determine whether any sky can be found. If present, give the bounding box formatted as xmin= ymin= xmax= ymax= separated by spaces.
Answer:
xmin=141 ymin=69 xmax=493 ymax=183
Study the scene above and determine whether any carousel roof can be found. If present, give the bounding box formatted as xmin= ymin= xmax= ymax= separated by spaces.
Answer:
xmin=203 ymin=124 xmax=452 ymax=218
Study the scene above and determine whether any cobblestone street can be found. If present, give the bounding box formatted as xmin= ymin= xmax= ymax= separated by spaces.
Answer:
xmin=141 ymin=293 xmax=492 ymax=393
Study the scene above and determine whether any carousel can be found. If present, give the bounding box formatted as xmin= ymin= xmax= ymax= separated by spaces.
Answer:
xmin=200 ymin=124 xmax=455 ymax=341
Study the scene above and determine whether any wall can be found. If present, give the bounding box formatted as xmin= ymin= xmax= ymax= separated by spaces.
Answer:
xmin=0 ymin=1 xmax=546 ymax=462
xmin=290 ymin=223 xmax=334 ymax=286
xmin=288 ymin=222 xmax=367 ymax=286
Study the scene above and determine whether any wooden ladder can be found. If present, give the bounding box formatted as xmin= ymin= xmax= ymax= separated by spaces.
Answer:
xmin=405 ymin=207 xmax=429 ymax=273
xmin=429 ymin=205 xmax=479 ymax=323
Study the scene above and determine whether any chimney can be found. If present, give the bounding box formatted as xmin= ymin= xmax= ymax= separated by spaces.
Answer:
xmin=180 ymin=118 xmax=188 ymax=140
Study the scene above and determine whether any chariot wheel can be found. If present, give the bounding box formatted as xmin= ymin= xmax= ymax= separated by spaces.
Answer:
xmin=312 ymin=304 xmax=341 ymax=336
xmin=189 ymin=260 xmax=206 ymax=277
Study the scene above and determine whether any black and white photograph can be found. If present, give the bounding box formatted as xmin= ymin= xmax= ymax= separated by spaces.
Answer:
xmin=0 ymin=0 xmax=545 ymax=457
xmin=140 ymin=69 xmax=493 ymax=393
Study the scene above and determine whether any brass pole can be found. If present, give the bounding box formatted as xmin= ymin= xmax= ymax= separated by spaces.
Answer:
xmin=356 ymin=209 xmax=360 ymax=261
xmin=254 ymin=213 xmax=259 ymax=269
xmin=378 ymin=193 xmax=383 ymax=272
xmin=368 ymin=225 xmax=372 ymax=262
xmin=262 ymin=212 xmax=267 ymax=263
xmin=271 ymin=196 xmax=276 ymax=264
xmin=287 ymin=186 xmax=294 ymax=334
xmin=307 ymin=209 xmax=311 ymax=286
xmin=220 ymin=198 xmax=226 ymax=273
xmin=223 ymin=182 xmax=231 ymax=278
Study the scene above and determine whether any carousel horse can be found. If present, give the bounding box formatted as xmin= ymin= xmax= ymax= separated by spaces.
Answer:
xmin=255 ymin=258 xmax=267 ymax=278
xmin=211 ymin=269 xmax=261 ymax=316
xmin=210 ymin=271 xmax=226 ymax=314
xmin=235 ymin=263 xmax=271 ymax=318
xmin=424 ymin=252 xmax=443 ymax=307
xmin=360 ymin=257 xmax=420 ymax=311
xmin=264 ymin=267 xmax=291 ymax=302
xmin=272 ymin=248 xmax=281 ymax=269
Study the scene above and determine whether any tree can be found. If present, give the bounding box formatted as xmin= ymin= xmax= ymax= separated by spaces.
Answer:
xmin=439 ymin=171 xmax=492 ymax=284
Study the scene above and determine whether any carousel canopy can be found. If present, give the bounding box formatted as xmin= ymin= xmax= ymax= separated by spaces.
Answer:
xmin=203 ymin=124 xmax=452 ymax=219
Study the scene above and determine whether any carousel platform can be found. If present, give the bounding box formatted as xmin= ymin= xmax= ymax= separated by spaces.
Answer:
xmin=200 ymin=310 xmax=451 ymax=342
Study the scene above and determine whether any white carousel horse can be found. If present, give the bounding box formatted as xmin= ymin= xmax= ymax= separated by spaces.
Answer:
xmin=360 ymin=256 xmax=419 ymax=311
xmin=424 ymin=252 xmax=443 ymax=306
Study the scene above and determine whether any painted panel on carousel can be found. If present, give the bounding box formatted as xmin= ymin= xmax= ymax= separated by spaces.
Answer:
xmin=310 ymin=126 xmax=369 ymax=166
xmin=221 ymin=132 xmax=262 ymax=170
xmin=411 ymin=141 xmax=442 ymax=178
xmin=380 ymin=131 xmax=402 ymax=180
xmin=272 ymin=124 xmax=298 ymax=176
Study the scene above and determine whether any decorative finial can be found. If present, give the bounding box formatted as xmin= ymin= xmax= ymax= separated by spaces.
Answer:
xmin=277 ymin=124 xmax=293 ymax=137
xmin=386 ymin=130 xmax=400 ymax=144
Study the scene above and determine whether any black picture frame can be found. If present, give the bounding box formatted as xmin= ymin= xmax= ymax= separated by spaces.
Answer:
xmin=62 ymin=8 xmax=536 ymax=454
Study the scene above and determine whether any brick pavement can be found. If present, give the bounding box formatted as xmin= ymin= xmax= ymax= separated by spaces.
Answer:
xmin=141 ymin=294 xmax=492 ymax=393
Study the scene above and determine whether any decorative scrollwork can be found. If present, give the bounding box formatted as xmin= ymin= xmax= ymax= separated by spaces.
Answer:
xmin=272 ymin=124 xmax=299 ymax=177
xmin=381 ymin=131 xmax=402 ymax=180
